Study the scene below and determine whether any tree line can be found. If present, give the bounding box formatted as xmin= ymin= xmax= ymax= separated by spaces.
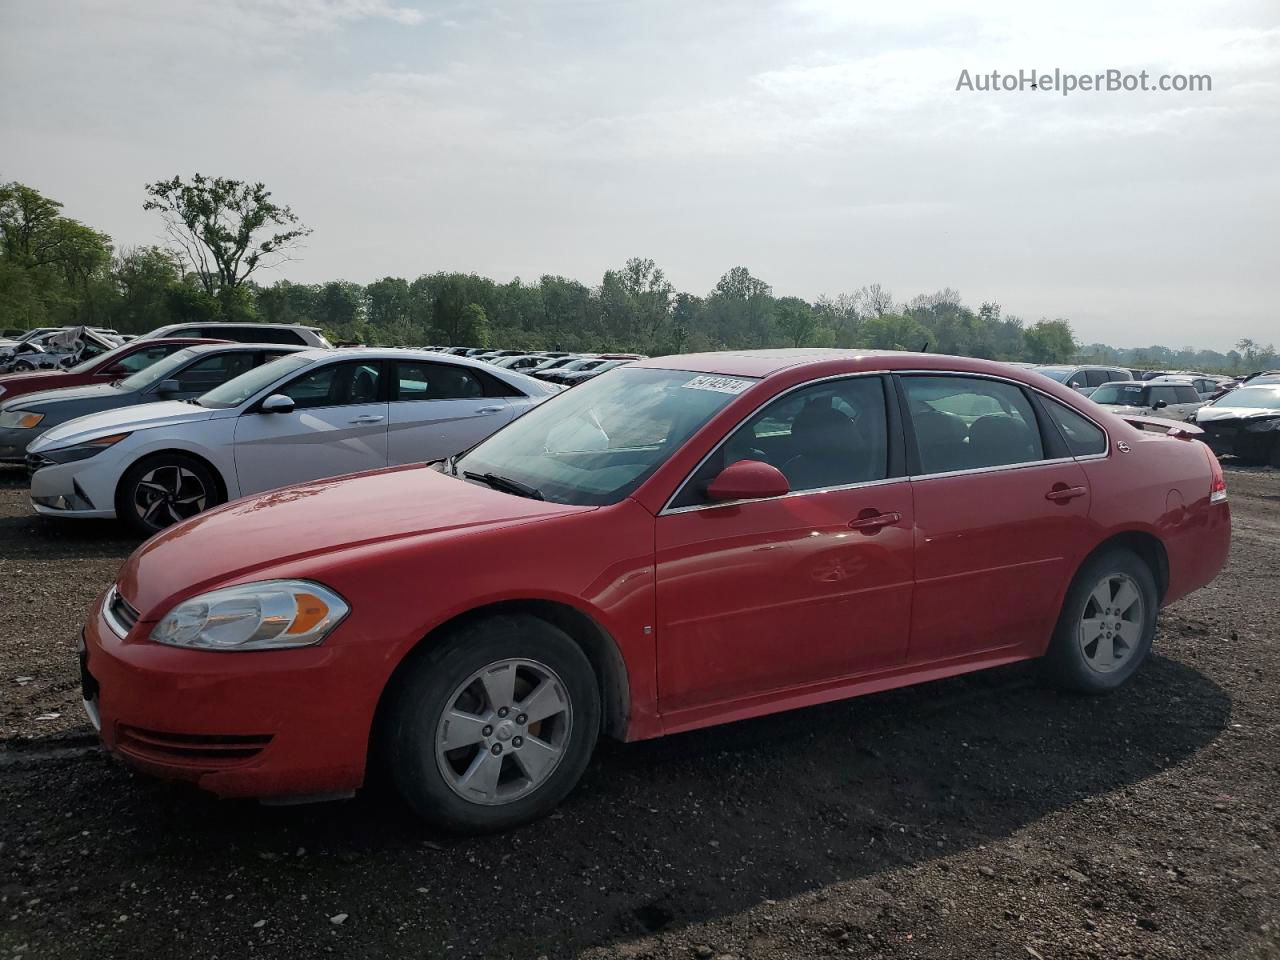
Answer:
xmin=2 ymin=177 xmax=1273 ymax=374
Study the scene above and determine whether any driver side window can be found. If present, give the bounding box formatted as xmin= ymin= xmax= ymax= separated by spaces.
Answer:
xmin=675 ymin=376 xmax=889 ymax=506
xmin=277 ymin=361 xmax=383 ymax=410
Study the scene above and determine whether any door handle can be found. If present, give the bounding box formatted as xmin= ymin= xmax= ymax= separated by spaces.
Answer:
xmin=1045 ymin=484 xmax=1087 ymax=502
xmin=349 ymin=415 xmax=385 ymax=424
xmin=477 ymin=406 xmax=504 ymax=414
xmin=848 ymin=511 xmax=901 ymax=531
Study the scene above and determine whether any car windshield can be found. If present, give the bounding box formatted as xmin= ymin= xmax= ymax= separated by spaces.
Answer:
xmin=117 ymin=348 xmax=200 ymax=391
xmin=65 ymin=341 xmax=134 ymax=374
xmin=1091 ymin=383 xmax=1148 ymax=405
xmin=1033 ymin=367 xmax=1072 ymax=383
xmin=1215 ymin=386 xmax=1280 ymax=410
xmin=198 ymin=353 xmax=315 ymax=408
xmin=452 ymin=367 xmax=755 ymax=506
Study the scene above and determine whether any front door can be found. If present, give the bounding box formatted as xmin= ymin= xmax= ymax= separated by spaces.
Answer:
xmin=655 ymin=375 xmax=914 ymax=715
xmin=233 ymin=359 xmax=389 ymax=496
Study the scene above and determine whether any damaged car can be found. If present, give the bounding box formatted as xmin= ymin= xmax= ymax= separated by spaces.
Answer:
xmin=1192 ymin=384 xmax=1280 ymax=466
xmin=0 ymin=326 xmax=123 ymax=374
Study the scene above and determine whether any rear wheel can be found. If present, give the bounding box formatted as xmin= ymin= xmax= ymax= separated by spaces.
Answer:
xmin=116 ymin=453 xmax=222 ymax=537
xmin=1042 ymin=548 xmax=1158 ymax=693
xmin=382 ymin=614 xmax=600 ymax=833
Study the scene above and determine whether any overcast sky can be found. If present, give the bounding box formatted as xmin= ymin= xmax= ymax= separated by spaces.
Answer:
xmin=2 ymin=0 xmax=1277 ymax=350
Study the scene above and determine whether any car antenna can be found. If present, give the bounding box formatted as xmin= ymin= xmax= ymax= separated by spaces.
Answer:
xmin=918 ymin=339 xmax=930 ymax=353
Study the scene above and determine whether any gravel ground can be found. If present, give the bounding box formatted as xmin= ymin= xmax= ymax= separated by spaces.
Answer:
xmin=1 ymin=463 xmax=1278 ymax=960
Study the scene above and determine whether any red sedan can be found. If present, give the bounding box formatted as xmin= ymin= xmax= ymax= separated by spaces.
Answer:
xmin=0 ymin=337 xmax=226 ymax=403
xmin=79 ymin=350 xmax=1230 ymax=832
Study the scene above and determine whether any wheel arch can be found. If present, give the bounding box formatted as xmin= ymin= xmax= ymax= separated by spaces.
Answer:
xmin=373 ymin=598 xmax=632 ymax=745
xmin=1079 ymin=529 xmax=1170 ymax=603
xmin=115 ymin=448 xmax=231 ymax=510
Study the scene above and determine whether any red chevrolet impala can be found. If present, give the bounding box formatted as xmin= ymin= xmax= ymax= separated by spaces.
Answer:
xmin=79 ymin=350 xmax=1230 ymax=831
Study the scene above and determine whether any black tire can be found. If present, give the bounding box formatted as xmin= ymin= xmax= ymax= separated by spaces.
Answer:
xmin=116 ymin=452 xmax=223 ymax=537
xmin=382 ymin=614 xmax=600 ymax=834
xmin=12 ymin=360 xmax=35 ymax=372
xmin=1042 ymin=548 xmax=1158 ymax=694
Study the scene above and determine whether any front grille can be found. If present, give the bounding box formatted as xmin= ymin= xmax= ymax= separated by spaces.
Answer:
xmin=117 ymin=727 xmax=273 ymax=766
xmin=25 ymin=452 xmax=52 ymax=479
xmin=105 ymin=588 xmax=140 ymax=637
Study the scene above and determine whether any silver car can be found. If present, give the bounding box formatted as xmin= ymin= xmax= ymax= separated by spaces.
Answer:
xmin=1088 ymin=380 xmax=1204 ymax=422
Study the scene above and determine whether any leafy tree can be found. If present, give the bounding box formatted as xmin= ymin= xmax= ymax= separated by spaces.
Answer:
xmin=775 ymin=296 xmax=817 ymax=347
xmin=1023 ymin=319 xmax=1077 ymax=363
xmin=109 ymin=246 xmax=184 ymax=332
xmin=143 ymin=174 xmax=311 ymax=312
xmin=860 ymin=313 xmax=929 ymax=351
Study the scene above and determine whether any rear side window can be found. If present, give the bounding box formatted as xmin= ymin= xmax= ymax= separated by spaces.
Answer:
xmin=1085 ymin=370 xmax=1111 ymax=388
xmin=1041 ymin=398 xmax=1107 ymax=456
xmin=394 ymin=361 xmax=484 ymax=400
xmin=1174 ymin=386 xmax=1201 ymax=404
xmin=902 ymin=376 xmax=1043 ymax=473
xmin=1149 ymin=386 xmax=1178 ymax=406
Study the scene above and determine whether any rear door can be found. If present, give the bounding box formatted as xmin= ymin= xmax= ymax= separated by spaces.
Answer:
xmin=233 ymin=359 xmax=389 ymax=495
xmin=386 ymin=359 xmax=516 ymax=464
xmin=899 ymin=373 xmax=1095 ymax=663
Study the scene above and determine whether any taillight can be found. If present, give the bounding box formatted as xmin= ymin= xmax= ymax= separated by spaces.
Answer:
xmin=1205 ymin=446 xmax=1228 ymax=504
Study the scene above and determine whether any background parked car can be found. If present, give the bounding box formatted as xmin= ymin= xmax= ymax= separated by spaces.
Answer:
xmin=536 ymin=357 xmax=611 ymax=384
xmin=1146 ymin=373 xmax=1234 ymax=400
xmin=1088 ymin=380 xmax=1204 ymax=421
xmin=27 ymin=348 xmax=562 ymax=533
xmin=1031 ymin=364 xmax=1132 ymax=396
xmin=1192 ymin=383 xmax=1280 ymax=466
xmin=0 ymin=327 xmax=124 ymax=373
xmin=555 ymin=358 xmax=635 ymax=386
xmin=0 ymin=343 xmax=304 ymax=462
xmin=139 ymin=322 xmax=331 ymax=348
xmin=0 ymin=338 xmax=224 ymax=404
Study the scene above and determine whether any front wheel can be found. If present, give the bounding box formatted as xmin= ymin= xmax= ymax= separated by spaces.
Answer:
xmin=116 ymin=453 xmax=223 ymax=536
xmin=1042 ymin=548 xmax=1158 ymax=693
xmin=381 ymin=615 xmax=600 ymax=833
xmin=12 ymin=359 xmax=36 ymax=372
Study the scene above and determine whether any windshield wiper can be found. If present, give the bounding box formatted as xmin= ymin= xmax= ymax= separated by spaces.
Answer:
xmin=463 ymin=471 xmax=544 ymax=500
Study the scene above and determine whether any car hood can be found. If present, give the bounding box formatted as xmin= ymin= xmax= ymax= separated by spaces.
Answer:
xmin=0 ymin=370 xmax=74 ymax=395
xmin=117 ymin=464 xmax=594 ymax=616
xmin=1196 ymin=405 xmax=1280 ymax=422
xmin=6 ymin=382 xmax=128 ymax=412
xmin=28 ymin=401 xmax=217 ymax=451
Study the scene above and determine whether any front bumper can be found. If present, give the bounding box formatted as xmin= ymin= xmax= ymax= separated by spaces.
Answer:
xmin=80 ymin=590 xmax=380 ymax=800
xmin=29 ymin=454 xmax=118 ymax=519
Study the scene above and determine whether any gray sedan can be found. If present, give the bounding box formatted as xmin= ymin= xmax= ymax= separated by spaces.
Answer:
xmin=0 ymin=343 xmax=305 ymax=462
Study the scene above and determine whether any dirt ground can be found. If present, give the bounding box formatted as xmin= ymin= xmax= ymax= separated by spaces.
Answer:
xmin=1 ymin=463 xmax=1277 ymax=960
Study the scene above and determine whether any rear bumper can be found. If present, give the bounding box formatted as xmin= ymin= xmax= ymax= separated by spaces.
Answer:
xmin=80 ymin=591 xmax=381 ymax=800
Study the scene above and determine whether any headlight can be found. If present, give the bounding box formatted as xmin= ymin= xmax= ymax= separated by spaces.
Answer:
xmin=150 ymin=580 xmax=349 ymax=651
xmin=41 ymin=433 xmax=131 ymax=464
xmin=0 ymin=410 xmax=44 ymax=429
xmin=1244 ymin=418 xmax=1280 ymax=433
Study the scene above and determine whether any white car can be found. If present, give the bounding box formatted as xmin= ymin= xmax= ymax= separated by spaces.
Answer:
xmin=27 ymin=348 xmax=562 ymax=534
xmin=1146 ymin=373 xmax=1233 ymax=401
xmin=1088 ymin=379 xmax=1204 ymax=421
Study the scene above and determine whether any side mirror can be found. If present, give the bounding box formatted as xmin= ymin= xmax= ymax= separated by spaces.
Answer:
xmin=706 ymin=460 xmax=789 ymax=502
xmin=1152 ymin=399 xmax=1167 ymax=410
xmin=260 ymin=394 xmax=296 ymax=414
xmin=156 ymin=379 xmax=182 ymax=396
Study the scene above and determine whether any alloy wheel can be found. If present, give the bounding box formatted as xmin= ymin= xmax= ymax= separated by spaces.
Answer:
xmin=434 ymin=658 xmax=573 ymax=806
xmin=1078 ymin=573 xmax=1145 ymax=673
xmin=133 ymin=464 xmax=208 ymax=528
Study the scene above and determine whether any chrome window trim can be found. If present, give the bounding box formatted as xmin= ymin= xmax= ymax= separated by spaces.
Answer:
xmin=102 ymin=586 xmax=132 ymax=639
xmin=657 ymin=367 xmax=1113 ymax=516
xmin=658 ymin=370 xmax=892 ymax=516
xmin=662 ymin=475 xmax=905 ymax=515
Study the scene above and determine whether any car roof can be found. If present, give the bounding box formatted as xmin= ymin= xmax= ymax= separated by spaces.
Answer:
xmin=182 ymin=342 xmax=309 ymax=355
xmin=634 ymin=349 xmax=1055 ymax=380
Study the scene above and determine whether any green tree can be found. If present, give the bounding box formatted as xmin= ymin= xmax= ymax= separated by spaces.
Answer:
xmin=1023 ymin=319 xmax=1077 ymax=363
xmin=775 ymin=296 xmax=817 ymax=347
xmin=143 ymin=174 xmax=311 ymax=314
xmin=109 ymin=246 xmax=184 ymax=333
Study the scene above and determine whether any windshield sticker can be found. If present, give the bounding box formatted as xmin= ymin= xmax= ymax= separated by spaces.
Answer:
xmin=682 ymin=375 xmax=753 ymax=395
